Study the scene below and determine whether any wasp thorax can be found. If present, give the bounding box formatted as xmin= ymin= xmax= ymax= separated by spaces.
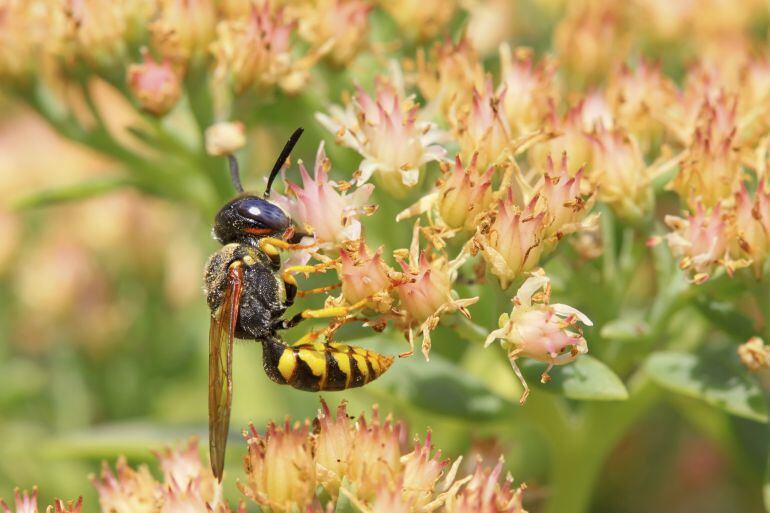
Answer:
xmin=213 ymin=195 xmax=290 ymax=243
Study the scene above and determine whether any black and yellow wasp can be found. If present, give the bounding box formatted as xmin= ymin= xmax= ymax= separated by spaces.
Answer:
xmin=204 ymin=128 xmax=394 ymax=480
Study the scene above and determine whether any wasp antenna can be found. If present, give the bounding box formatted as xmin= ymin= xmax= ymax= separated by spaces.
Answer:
xmin=228 ymin=154 xmax=244 ymax=194
xmin=264 ymin=127 xmax=304 ymax=198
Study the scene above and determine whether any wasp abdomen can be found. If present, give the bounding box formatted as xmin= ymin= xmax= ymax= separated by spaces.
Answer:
xmin=261 ymin=336 xmax=393 ymax=392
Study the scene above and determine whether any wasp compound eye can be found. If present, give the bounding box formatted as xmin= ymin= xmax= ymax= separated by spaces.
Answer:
xmin=236 ymin=197 xmax=290 ymax=231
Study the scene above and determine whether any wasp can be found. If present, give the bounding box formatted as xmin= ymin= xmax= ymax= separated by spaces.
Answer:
xmin=204 ymin=128 xmax=394 ymax=481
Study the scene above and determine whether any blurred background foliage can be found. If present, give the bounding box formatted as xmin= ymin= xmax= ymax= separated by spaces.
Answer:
xmin=1 ymin=0 xmax=770 ymax=512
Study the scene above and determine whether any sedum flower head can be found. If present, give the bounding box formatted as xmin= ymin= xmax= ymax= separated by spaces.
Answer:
xmin=273 ymin=142 xmax=375 ymax=247
xmin=150 ymin=0 xmax=216 ymax=69
xmin=239 ymin=420 xmax=317 ymax=513
xmin=395 ymin=223 xmax=479 ymax=358
xmin=295 ymin=0 xmax=371 ymax=67
xmin=436 ymin=154 xmax=496 ymax=232
xmin=317 ymin=71 xmax=446 ymax=196
xmin=473 ymin=192 xmax=548 ymax=290
xmin=211 ymin=1 xmax=315 ymax=94
xmin=669 ymin=95 xmax=743 ymax=210
xmin=498 ymin=45 xmax=558 ymax=138
xmin=589 ymin=127 xmax=653 ymax=220
xmin=485 ymin=270 xmax=592 ymax=404
xmin=91 ymin=457 xmax=160 ymax=513
xmin=443 ymin=461 xmax=526 ymax=513
xmin=204 ymin=121 xmax=246 ymax=156
xmin=661 ymin=202 xmax=747 ymax=284
xmin=337 ymin=240 xmax=399 ymax=312
xmin=379 ymin=0 xmax=458 ymax=41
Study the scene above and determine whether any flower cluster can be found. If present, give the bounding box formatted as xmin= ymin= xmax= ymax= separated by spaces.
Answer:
xmin=240 ymin=400 xmax=527 ymax=513
xmin=1 ymin=404 xmax=527 ymax=513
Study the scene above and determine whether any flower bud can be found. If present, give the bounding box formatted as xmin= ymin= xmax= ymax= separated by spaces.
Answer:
xmin=443 ymin=460 xmax=527 ymax=513
xmin=127 ymin=51 xmax=182 ymax=116
xmin=436 ymin=154 xmax=495 ymax=231
xmin=204 ymin=121 xmax=246 ymax=156
xmin=738 ymin=337 xmax=770 ymax=371
xmin=538 ymin=153 xmax=596 ymax=245
xmin=91 ymin=458 xmax=159 ymax=513
xmin=455 ymin=79 xmax=513 ymax=172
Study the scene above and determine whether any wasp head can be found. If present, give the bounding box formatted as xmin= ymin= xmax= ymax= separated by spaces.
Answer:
xmin=213 ymin=195 xmax=293 ymax=243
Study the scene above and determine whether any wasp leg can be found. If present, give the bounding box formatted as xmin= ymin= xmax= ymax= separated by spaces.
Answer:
xmin=281 ymin=260 xmax=339 ymax=307
xmin=299 ymin=296 xmax=370 ymax=320
xmin=297 ymin=282 xmax=341 ymax=298
xmin=258 ymin=236 xmax=317 ymax=258
xmin=507 ymin=349 xmax=530 ymax=405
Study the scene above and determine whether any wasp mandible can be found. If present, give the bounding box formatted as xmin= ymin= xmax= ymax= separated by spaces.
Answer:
xmin=204 ymin=128 xmax=394 ymax=481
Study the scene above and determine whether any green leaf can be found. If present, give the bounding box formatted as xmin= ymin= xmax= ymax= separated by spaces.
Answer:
xmin=366 ymin=339 xmax=511 ymax=421
xmin=519 ymin=355 xmax=629 ymax=401
xmin=11 ymin=176 xmax=133 ymax=209
xmin=334 ymin=479 xmax=361 ymax=513
xmin=600 ymin=316 xmax=649 ymax=342
xmin=644 ymin=351 xmax=768 ymax=423
xmin=692 ymin=298 xmax=756 ymax=341
xmin=764 ymin=450 xmax=770 ymax=513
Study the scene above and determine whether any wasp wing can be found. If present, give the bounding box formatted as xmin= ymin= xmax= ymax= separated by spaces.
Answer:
xmin=209 ymin=263 xmax=243 ymax=482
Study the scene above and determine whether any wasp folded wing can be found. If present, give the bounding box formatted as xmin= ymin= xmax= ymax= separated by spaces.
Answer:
xmin=208 ymin=262 xmax=243 ymax=482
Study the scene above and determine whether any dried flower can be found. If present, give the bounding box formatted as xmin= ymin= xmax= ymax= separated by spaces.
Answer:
xmin=484 ymin=270 xmax=592 ymax=404
xmin=379 ymin=0 xmax=458 ymax=41
xmin=205 ymin=121 xmax=246 ymax=156
xmin=537 ymin=153 xmax=597 ymax=246
xmin=317 ymin=71 xmax=446 ymax=196
xmin=295 ymin=0 xmax=371 ymax=66
xmin=273 ymin=142 xmax=375 ymax=247
xmin=738 ymin=336 xmax=770 ymax=371
xmin=127 ymin=50 xmax=182 ymax=116
xmin=669 ymin=95 xmax=743 ymax=209
xmin=454 ymin=79 xmax=513 ymax=172
xmin=498 ymin=45 xmax=558 ymax=138
xmin=472 ymin=192 xmax=548 ymax=289
xmin=442 ymin=460 xmax=527 ymax=513
xmin=239 ymin=420 xmax=317 ymax=513
xmin=395 ymin=224 xmax=479 ymax=358
xmin=150 ymin=0 xmax=216 ymax=68
xmin=661 ymin=202 xmax=747 ymax=284
xmin=211 ymin=2 xmax=314 ymax=94
xmin=436 ymin=154 xmax=495 ymax=231
xmin=734 ymin=182 xmax=770 ymax=276
xmin=336 ymin=240 xmax=399 ymax=312
xmin=416 ymin=37 xmax=485 ymax=125
xmin=589 ymin=127 xmax=653 ymax=220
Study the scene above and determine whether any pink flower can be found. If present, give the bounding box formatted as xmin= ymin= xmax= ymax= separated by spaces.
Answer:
xmin=91 ymin=457 xmax=159 ymax=513
xmin=437 ymin=154 xmax=495 ymax=231
xmin=296 ymin=0 xmax=371 ymax=66
xmin=239 ymin=420 xmax=317 ymax=512
xmin=538 ymin=153 xmax=596 ymax=245
xmin=127 ymin=50 xmax=182 ymax=116
xmin=396 ymin=224 xmax=479 ymax=358
xmin=273 ymin=143 xmax=374 ymax=247
xmin=472 ymin=192 xmax=548 ymax=289
xmin=455 ymin=79 xmax=513 ymax=172
xmin=1 ymin=489 xmax=40 ymax=513
xmin=662 ymin=202 xmax=747 ymax=283
xmin=485 ymin=271 xmax=592 ymax=404
xmin=337 ymin=240 xmax=399 ymax=312
xmin=443 ymin=460 xmax=527 ymax=513
xmin=317 ymin=72 xmax=446 ymax=196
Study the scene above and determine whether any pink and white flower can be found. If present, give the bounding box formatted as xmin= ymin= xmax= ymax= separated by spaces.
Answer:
xmin=273 ymin=142 xmax=375 ymax=247
xmin=127 ymin=50 xmax=182 ymax=116
xmin=484 ymin=271 xmax=592 ymax=404
xmin=317 ymin=72 xmax=446 ymax=196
